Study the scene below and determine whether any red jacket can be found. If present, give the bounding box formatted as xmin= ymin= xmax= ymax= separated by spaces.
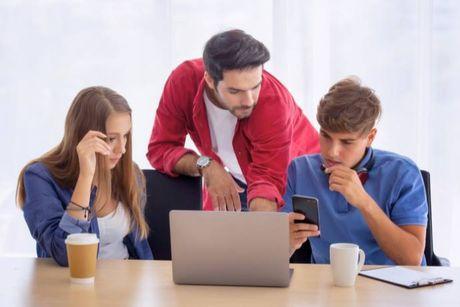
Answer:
xmin=147 ymin=59 xmax=319 ymax=210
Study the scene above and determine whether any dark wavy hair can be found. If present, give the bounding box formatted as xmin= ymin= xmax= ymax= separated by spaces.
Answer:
xmin=203 ymin=29 xmax=270 ymax=85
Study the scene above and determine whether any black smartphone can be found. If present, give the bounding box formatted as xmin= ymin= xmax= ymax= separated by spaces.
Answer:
xmin=292 ymin=195 xmax=320 ymax=229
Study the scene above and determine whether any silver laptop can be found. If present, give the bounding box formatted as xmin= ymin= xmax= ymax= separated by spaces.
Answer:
xmin=170 ymin=210 xmax=292 ymax=287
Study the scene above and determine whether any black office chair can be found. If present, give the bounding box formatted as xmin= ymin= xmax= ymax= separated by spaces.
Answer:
xmin=420 ymin=170 xmax=449 ymax=266
xmin=290 ymin=170 xmax=449 ymax=265
xmin=290 ymin=240 xmax=312 ymax=264
xmin=143 ymin=169 xmax=202 ymax=260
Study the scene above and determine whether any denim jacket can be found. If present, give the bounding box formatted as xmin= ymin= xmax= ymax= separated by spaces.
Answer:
xmin=22 ymin=162 xmax=153 ymax=266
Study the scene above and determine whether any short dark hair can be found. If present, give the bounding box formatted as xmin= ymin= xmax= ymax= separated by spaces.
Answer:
xmin=317 ymin=77 xmax=382 ymax=134
xmin=203 ymin=29 xmax=270 ymax=84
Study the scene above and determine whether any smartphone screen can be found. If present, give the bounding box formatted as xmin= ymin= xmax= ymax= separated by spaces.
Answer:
xmin=292 ymin=195 xmax=320 ymax=229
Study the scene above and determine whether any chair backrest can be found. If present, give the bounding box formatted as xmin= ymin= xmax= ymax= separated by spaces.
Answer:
xmin=289 ymin=240 xmax=312 ymax=264
xmin=143 ymin=169 xmax=202 ymax=260
xmin=290 ymin=170 xmax=441 ymax=265
xmin=420 ymin=170 xmax=442 ymax=266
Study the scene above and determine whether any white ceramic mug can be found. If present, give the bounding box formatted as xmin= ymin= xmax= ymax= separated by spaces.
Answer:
xmin=330 ymin=243 xmax=365 ymax=287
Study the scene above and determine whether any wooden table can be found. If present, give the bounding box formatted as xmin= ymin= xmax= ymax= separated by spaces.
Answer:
xmin=0 ymin=258 xmax=458 ymax=307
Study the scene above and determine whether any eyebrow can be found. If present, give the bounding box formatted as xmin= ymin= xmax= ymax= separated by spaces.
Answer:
xmin=319 ymin=129 xmax=330 ymax=137
xmin=107 ymin=131 xmax=130 ymax=137
xmin=228 ymin=80 xmax=262 ymax=92
xmin=320 ymin=129 xmax=357 ymax=142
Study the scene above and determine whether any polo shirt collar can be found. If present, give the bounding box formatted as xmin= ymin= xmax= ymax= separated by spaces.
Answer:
xmin=354 ymin=147 xmax=374 ymax=172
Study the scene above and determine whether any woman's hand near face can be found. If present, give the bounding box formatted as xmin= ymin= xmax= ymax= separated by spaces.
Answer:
xmin=76 ymin=131 xmax=112 ymax=180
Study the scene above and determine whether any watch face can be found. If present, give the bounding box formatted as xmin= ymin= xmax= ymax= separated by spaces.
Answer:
xmin=197 ymin=156 xmax=211 ymax=168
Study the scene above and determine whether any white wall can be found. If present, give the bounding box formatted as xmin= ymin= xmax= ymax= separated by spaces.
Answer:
xmin=1 ymin=0 xmax=459 ymax=264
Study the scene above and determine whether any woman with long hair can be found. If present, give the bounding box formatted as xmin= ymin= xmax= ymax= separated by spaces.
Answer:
xmin=16 ymin=86 xmax=152 ymax=266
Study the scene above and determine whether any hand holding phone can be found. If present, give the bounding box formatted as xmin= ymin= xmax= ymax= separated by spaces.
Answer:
xmin=292 ymin=195 xmax=320 ymax=229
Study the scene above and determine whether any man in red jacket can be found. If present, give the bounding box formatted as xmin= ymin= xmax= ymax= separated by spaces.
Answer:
xmin=147 ymin=29 xmax=319 ymax=212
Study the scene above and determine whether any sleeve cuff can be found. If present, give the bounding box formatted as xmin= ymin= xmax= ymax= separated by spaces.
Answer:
xmin=247 ymin=182 xmax=285 ymax=209
xmin=163 ymin=147 xmax=198 ymax=177
xmin=59 ymin=212 xmax=91 ymax=233
xmin=393 ymin=217 xmax=428 ymax=227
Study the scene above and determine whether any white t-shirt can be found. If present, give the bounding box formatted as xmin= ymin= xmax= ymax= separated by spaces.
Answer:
xmin=97 ymin=202 xmax=130 ymax=259
xmin=203 ymin=91 xmax=246 ymax=184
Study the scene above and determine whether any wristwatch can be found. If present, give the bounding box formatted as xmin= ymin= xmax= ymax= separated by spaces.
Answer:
xmin=196 ymin=155 xmax=212 ymax=175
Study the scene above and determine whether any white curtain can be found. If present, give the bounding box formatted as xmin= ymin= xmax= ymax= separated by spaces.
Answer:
xmin=1 ymin=0 xmax=459 ymax=263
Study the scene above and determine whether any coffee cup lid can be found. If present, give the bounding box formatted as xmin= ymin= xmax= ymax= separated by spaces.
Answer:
xmin=65 ymin=233 xmax=99 ymax=245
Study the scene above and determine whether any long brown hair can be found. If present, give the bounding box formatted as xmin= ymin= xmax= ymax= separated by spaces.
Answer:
xmin=16 ymin=86 xmax=149 ymax=239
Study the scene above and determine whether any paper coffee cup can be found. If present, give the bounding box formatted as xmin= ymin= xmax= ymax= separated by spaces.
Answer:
xmin=65 ymin=233 xmax=99 ymax=284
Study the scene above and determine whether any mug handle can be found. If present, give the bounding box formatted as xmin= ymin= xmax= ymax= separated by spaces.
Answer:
xmin=356 ymin=249 xmax=365 ymax=274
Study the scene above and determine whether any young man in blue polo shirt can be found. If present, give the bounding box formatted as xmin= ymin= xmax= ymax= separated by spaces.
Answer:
xmin=285 ymin=77 xmax=428 ymax=265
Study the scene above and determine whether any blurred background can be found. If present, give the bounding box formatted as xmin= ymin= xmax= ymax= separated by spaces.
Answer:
xmin=1 ymin=0 xmax=459 ymax=264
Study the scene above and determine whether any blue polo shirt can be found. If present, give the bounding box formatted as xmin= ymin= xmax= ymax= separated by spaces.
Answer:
xmin=282 ymin=148 xmax=428 ymax=265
